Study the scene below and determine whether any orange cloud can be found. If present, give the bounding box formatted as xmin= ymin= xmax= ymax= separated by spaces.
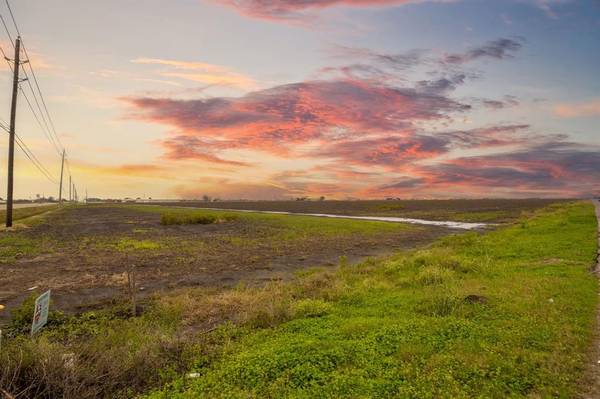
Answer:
xmin=554 ymin=99 xmax=600 ymax=118
xmin=123 ymin=78 xmax=469 ymax=160
xmin=131 ymin=57 xmax=256 ymax=90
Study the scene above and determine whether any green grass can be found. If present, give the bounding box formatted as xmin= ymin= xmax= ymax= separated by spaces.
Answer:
xmin=0 ymin=204 xmax=59 ymax=225
xmin=116 ymin=238 xmax=161 ymax=251
xmin=145 ymin=201 xmax=598 ymax=398
xmin=0 ymin=234 xmax=45 ymax=263
xmin=161 ymin=211 xmax=239 ymax=225
xmin=131 ymin=205 xmax=412 ymax=238
xmin=1 ymin=201 xmax=596 ymax=398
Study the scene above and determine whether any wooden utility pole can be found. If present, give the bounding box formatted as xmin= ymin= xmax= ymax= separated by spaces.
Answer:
xmin=68 ymin=175 xmax=71 ymax=201
xmin=5 ymin=37 xmax=21 ymax=228
xmin=58 ymin=150 xmax=65 ymax=203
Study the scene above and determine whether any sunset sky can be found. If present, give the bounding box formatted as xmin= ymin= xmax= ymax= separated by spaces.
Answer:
xmin=0 ymin=0 xmax=599 ymax=200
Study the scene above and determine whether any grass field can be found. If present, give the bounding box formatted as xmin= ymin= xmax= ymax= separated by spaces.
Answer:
xmin=0 ymin=201 xmax=597 ymax=398
xmin=0 ymin=204 xmax=59 ymax=226
xmin=155 ymin=198 xmax=564 ymax=223
xmin=0 ymin=204 xmax=444 ymax=321
xmin=141 ymin=201 xmax=598 ymax=398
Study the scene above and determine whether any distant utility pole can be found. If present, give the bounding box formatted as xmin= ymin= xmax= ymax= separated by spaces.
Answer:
xmin=5 ymin=37 xmax=22 ymax=228
xmin=58 ymin=150 xmax=65 ymax=204
xmin=68 ymin=175 xmax=71 ymax=201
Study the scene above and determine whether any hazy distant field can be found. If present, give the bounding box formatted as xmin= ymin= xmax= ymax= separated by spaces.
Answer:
xmin=155 ymin=198 xmax=565 ymax=223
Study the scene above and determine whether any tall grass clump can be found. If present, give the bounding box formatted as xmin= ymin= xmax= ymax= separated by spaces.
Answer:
xmin=160 ymin=212 xmax=238 ymax=226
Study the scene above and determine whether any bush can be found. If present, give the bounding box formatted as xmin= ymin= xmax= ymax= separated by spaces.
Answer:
xmin=415 ymin=266 xmax=454 ymax=286
xmin=160 ymin=212 xmax=238 ymax=226
xmin=417 ymin=289 xmax=463 ymax=317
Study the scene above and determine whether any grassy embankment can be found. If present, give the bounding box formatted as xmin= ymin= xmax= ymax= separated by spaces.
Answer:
xmin=0 ymin=204 xmax=61 ymax=263
xmin=0 ymin=201 xmax=597 ymax=398
xmin=163 ymin=199 xmax=562 ymax=223
xmin=0 ymin=204 xmax=59 ymax=225
xmin=134 ymin=204 xmax=412 ymax=235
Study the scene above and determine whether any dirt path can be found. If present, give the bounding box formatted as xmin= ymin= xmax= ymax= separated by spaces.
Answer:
xmin=581 ymin=199 xmax=600 ymax=398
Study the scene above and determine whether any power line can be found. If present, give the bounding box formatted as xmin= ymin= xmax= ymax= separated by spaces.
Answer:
xmin=2 ymin=1 xmax=73 ymax=187
xmin=19 ymin=86 xmax=62 ymax=156
xmin=4 ymin=0 xmax=64 ymax=152
xmin=0 ymin=120 xmax=58 ymax=184
xmin=2 ymin=41 xmax=64 ymax=158
xmin=0 ymin=0 xmax=76 ymax=211
xmin=0 ymin=11 xmax=13 ymax=45
xmin=0 ymin=118 xmax=57 ymax=182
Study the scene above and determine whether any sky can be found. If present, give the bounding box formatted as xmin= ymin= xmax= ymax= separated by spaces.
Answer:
xmin=0 ymin=0 xmax=599 ymax=200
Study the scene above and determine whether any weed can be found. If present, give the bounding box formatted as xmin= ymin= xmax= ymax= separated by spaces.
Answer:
xmin=116 ymin=238 xmax=160 ymax=251
xmin=293 ymin=299 xmax=333 ymax=318
xmin=415 ymin=266 xmax=455 ymax=285
xmin=160 ymin=212 xmax=238 ymax=226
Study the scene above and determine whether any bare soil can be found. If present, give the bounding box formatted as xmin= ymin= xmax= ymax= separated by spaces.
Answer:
xmin=0 ymin=206 xmax=450 ymax=323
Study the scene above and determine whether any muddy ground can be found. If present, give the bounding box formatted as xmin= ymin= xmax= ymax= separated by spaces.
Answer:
xmin=0 ymin=206 xmax=452 ymax=323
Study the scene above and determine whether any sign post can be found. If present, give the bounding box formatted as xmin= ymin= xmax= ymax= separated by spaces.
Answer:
xmin=31 ymin=290 xmax=51 ymax=335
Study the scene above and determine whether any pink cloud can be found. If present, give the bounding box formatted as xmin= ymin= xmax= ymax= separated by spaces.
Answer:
xmin=123 ymin=78 xmax=469 ymax=157
xmin=554 ymin=99 xmax=600 ymax=118
xmin=211 ymin=0 xmax=425 ymax=21
xmin=119 ymin=37 xmax=599 ymax=199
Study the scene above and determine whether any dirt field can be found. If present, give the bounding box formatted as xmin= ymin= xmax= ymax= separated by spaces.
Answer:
xmin=0 ymin=205 xmax=451 ymax=323
xmin=152 ymin=198 xmax=564 ymax=222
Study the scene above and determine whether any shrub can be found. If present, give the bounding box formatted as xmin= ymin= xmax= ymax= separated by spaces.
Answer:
xmin=160 ymin=212 xmax=238 ymax=226
xmin=417 ymin=288 xmax=463 ymax=317
xmin=415 ymin=266 xmax=454 ymax=286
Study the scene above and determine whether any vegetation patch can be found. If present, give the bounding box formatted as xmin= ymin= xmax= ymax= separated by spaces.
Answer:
xmin=0 ymin=233 xmax=45 ymax=262
xmin=0 ymin=204 xmax=60 ymax=226
xmin=0 ymin=202 xmax=596 ymax=398
xmin=160 ymin=212 xmax=239 ymax=226
xmin=143 ymin=201 xmax=597 ymax=398
xmin=116 ymin=238 xmax=161 ymax=251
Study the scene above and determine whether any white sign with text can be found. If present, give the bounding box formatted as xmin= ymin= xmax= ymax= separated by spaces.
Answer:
xmin=31 ymin=290 xmax=51 ymax=335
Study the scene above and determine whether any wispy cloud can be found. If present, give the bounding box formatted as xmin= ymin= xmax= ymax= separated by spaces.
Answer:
xmin=442 ymin=38 xmax=524 ymax=64
xmin=131 ymin=57 xmax=257 ymax=90
xmin=121 ymin=37 xmax=599 ymax=198
xmin=554 ymin=99 xmax=600 ymax=118
xmin=211 ymin=0 xmax=445 ymax=22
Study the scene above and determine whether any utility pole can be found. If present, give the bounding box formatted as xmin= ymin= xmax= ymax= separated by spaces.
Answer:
xmin=58 ymin=150 xmax=65 ymax=204
xmin=68 ymin=175 xmax=71 ymax=202
xmin=5 ymin=37 xmax=21 ymax=228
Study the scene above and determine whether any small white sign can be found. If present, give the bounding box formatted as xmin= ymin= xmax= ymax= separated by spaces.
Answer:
xmin=31 ymin=290 xmax=51 ymax=335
